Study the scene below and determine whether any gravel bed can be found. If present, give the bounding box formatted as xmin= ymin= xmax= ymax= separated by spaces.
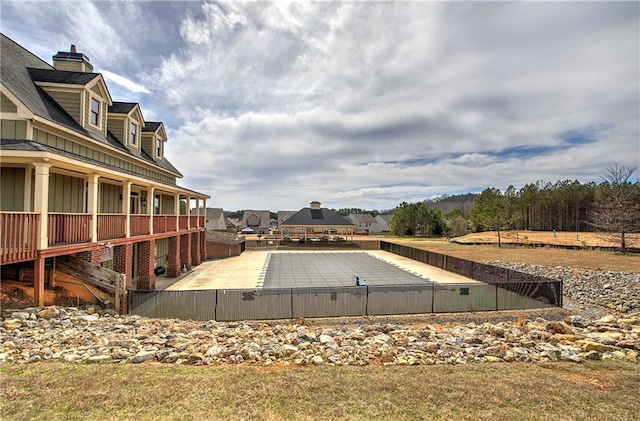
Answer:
xmin=487 ymin=261 xmax=640 ymax=317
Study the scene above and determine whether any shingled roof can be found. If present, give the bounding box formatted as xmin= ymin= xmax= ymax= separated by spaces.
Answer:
xmin=0 ymin=33 xmax=182 ymax=180
xmin=28 ymin=68 xmax=100 ymax=85
xmin=281 ymin=206 xmax=354 ymax=227
xmin=108 ymin=102 xmax=138 ymax=114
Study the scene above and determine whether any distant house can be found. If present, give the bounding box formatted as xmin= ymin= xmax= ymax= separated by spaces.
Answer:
xmin=205 ymin=208 xmax=226 ymax=231
xmin=347 ymin=213 xmax=378 ymax=234
xmin=241 ymin=210 xmax=270 ymax=235
xmin=226 ymin=218 xmax=241 ymax=232
xmin=375 ymin=214 xmax=393 ymax=234
xmin=281 ymin=201 xmax=355 ymax=239
xmin=277 ymin=211 xmax=297 ymax=228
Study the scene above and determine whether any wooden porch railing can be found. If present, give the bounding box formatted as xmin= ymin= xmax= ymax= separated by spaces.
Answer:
xmin=97 ymin=214 xmax=126 ymax=241
xmin=190 ymin=215 xmax=204 ymax=228
xmin=179 ymin=216 xmax=189 ymax=230
xmin=48 ymin=213 xmax=91 ymax=246
xmin=153 ymin=215 xmax=175 ymax=233
xmin=130 ymin=215 xmax=150 ymax=237
xmin=1 ymin=212 xmax=39 ymax=264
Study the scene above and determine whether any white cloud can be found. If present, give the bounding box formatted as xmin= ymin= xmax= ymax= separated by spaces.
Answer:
xmin=3 ymin=1 xmax=638 ymax=211
xmin=101 ymin=70 xmax=151 ymax=94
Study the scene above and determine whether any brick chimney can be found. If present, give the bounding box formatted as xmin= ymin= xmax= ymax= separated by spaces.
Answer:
xmin=310 ymin=201 xmax=321 ymax=210
xmin=53 ymin=44 xmax=94 ymax=72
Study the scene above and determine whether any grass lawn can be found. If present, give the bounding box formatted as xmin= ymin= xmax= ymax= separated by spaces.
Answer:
xmin=2 ymin=236 xmax=638 ymax=420
xmin=1 ymin=361 xmax=639 ymax=420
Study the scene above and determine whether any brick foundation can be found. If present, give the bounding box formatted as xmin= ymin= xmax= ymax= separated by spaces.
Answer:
xmin=180 ymin=234 xmax=192 ymax=271
xmin=113 ymin=243 xmax=134 ymax=289
xmin=191 ymin=232 xmax=201 ymax=266
xmin=75 ymin=249 xmax=102 ymax=266
xmin=166 ymin=235 xmax=181 ymax=277
xmin=137 ymin=239 xmax=156 ymax=290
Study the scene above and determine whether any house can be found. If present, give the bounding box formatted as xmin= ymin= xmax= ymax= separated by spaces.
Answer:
xmin=347 ymin=213 xmax=378 ymax=234
xmin=0 ymin=35 xmax=209 ymax=308
xmin=374 ymin=214 xmax=393 ymax=233
xmin=281 ymin=201 xmax=355 ymax=239
xmin=205 ymin=208 xmax=226 ymax=231
xmin=241 ymin=210 xmax=270 ymax=235
xmin=277 ymin=211 xmax=297 ymax=228
xmin=226 ymin=218 xmax=241 ymax=232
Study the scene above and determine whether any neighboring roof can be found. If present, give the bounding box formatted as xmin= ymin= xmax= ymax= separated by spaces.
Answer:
xmin=348 ymin=213 xmax=378 ymax=224
xmin=226 ymin=218 xmax=241 ymax=227
xmin=241 ymin=210 xmax=270 ymax=229
xmin=281 ymin=207 xmax=354 ymax=227
xmin=0 ymin=34 xmax=184 ymax=179
xmin=277 ymin=211 xmax=297 ymax=224
xmin=377 ymin=214 xmax=394 ymax=223
xmin=108 ymin=102 xmax=137 ymax=114
xmin=206 ymin=208 xmax=224 ymax=220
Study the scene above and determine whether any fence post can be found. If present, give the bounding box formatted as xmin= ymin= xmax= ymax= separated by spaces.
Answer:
xmin=431 ymin=282 xmax=435 ymax=313
xmin=290 ymin=288 xmax=294 ymax=319
xmin=365 ymin=285 xmax=369 ymax=316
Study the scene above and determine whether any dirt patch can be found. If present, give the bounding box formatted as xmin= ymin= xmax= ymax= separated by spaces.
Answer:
xmin=0 ymin=280 xmax=90 ymax=310
xmin=452 ymin=230 xmax=639 ymax=248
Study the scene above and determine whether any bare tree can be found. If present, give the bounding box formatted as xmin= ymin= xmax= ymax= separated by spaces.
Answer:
xmin=590 ymin=163 xmax=640 ymax=252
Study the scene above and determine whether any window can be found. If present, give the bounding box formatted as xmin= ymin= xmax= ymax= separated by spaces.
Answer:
xmin=156 ymin=138 xmax=162 ymax=158
xmin=130 ymin=122 xmax=138 ymax=145
xmin=90 ymin=98 xmax=100 ymax=126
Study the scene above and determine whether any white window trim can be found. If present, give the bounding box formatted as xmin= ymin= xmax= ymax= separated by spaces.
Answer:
xmin=129 ymin=121 xmax=138 ymax=146
xmin=88 ymin=95 xmax=102 ymax=129
xmin=155 ymin=136 xmax=163 ymax=158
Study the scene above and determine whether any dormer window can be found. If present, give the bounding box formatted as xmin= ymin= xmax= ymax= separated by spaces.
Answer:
xmin=90 ymin=97 xmax=101 ymax=127
xmin=130 ymin=122 xmax=138 ymax=146
xmin=156 ymin=137 xmax=162 ymax=158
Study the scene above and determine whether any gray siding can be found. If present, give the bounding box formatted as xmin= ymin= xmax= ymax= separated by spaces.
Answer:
xmin=0 ymin=167 xmax=26 ymax=211
xmin=156 ymin=238 xmax=169 ymax=268
xmin=48 ymin=173 xmax=84 ymax=213
xmin=1 ymin=92 xmax=17 ymax=113
xmin=47 ymin=91 xmax=81 ymax=122
xmin=32 ymin=129 xmax=176 ymax=185
xmin=0 ymin=120 xmax=27 ymax=139
xmin=108 ymin=118 xmax=125 ymax=144
xmin=98 ymin=183 xmax=122 ymax=213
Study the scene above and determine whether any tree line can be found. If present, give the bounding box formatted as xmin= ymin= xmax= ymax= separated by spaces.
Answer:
xmin=390 ymin=164 xmax=640 ymax=252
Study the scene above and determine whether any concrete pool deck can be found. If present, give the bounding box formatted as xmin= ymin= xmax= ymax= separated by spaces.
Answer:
xmin=165 ymin=250 xmax=480 ymax=291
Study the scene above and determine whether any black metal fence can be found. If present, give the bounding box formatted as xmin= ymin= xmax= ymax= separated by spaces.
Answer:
xmin=380 ymin=241 xmax=563 ymax=307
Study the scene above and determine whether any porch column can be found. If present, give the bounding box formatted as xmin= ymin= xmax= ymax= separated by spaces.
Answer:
xmin=186 ymin=195 xmax=191 ymax=229
xmin=113 ymin=243 xmax=134 ymax=289
xmin=33 ymin=256 xmax=45 ymax=307
xmin=191 ymin=231 xmax=201 ymax=266
xmin=180 ymin=234 xmax=191 ymax=271
xmin=148 ymin=187 xmax=155 ymax=235
xmin=33 ymin=162 xmax=51 ymax=250
xmin=200 ymin=229 xmax=207 ymax=261
xmin=87 ymin=173 xmax=99 ymax=242
xmin=123 ymin=181 xmax=132 ymax=238
xmin=137 ymin=239 xmax=156 ymax=290
xmin=201 ymin=198 xmax=206 ymax=228
xmin=167 ymin=235 xmax=181 ymax=277
xmin=174 ymin=193 xmax=180 ymax=231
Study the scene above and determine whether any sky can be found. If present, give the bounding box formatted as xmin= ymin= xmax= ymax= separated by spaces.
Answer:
xmin=2 ymin=1 xmax=639 ymax=212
